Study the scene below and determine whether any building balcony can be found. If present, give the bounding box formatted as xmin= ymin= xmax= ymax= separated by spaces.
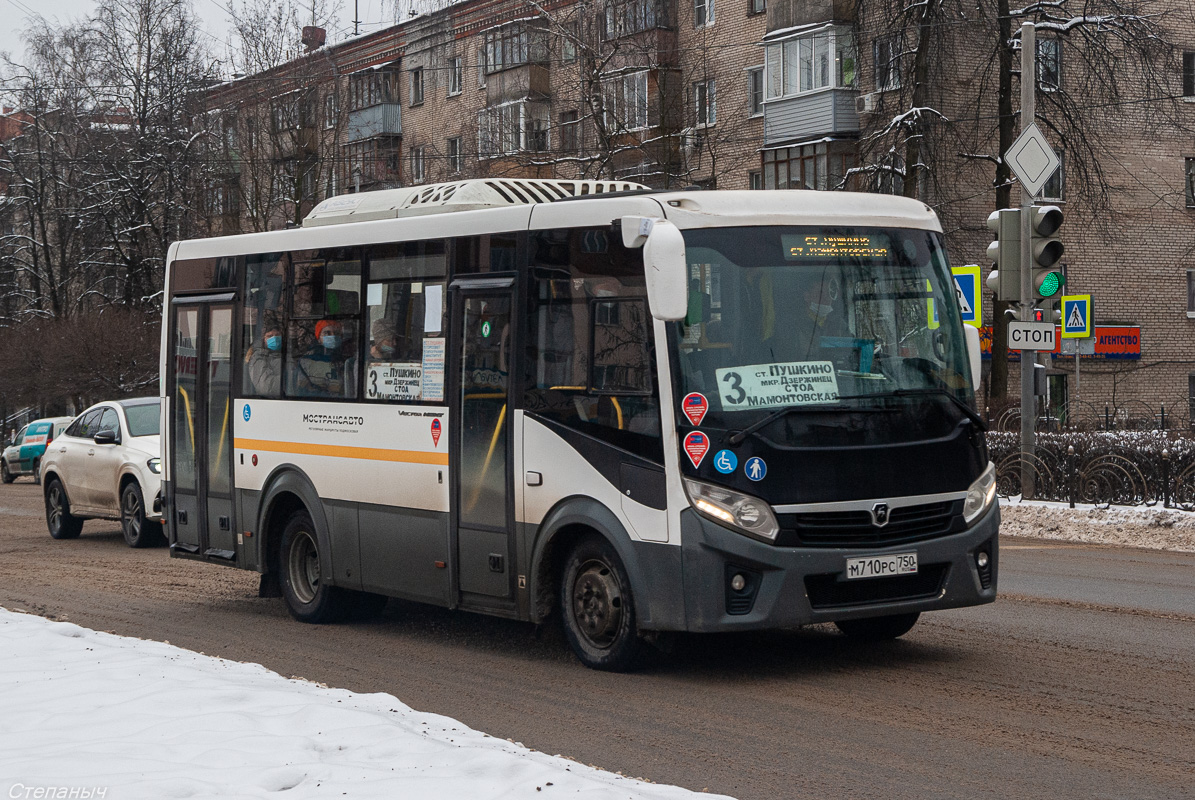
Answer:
xmin=762 ymin=88 xmax=859 ymax=147
xmin=486 ymin=64 xmax=550 ymax=106
xmin=767 ymin=0 xmax=855 ymax=32
xmin=346 ymin=103 xmax=401 ymax=143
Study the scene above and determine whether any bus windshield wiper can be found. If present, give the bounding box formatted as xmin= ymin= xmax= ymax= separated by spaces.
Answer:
xmin=725 ymin=403 xmax=851 ymax=445
xmin=855 ymin=387 xmax=984 ymax=430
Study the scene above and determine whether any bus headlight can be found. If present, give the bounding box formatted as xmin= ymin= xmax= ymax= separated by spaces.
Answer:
xmin=684 ymin=478 xmax=780 ymax=542
xmin=147 ymin=457 xmax=161 ymax=474
xmin=963 ymin=462 xmax=997 ymax=523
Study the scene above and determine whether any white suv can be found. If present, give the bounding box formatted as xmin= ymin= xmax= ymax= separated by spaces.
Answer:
xmin=41 ymin=398 xmax=164 ymax=547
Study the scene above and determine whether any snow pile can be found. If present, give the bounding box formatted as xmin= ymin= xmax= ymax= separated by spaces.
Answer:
xmin=1000 ymin=499 xmax=1195 ymax=552
xmin=0 ymin=608 xmax=732 ymax=800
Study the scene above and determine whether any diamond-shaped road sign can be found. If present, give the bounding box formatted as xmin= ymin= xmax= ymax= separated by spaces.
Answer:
xmin=1006 ymin=122 xmax=1060 ymax=198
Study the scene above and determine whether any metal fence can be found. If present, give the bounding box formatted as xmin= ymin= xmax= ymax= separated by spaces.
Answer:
xmin=986 ymin=430 xmax=1195 ymax=509
xmin=987 ymin=399 xmax=1190 ymax=434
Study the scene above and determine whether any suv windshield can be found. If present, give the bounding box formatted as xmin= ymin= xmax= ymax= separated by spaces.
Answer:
xmin=671 ymin=226 xmax=974 ymax=432
xmin=124 ymin=402 xmax=161 ymax=437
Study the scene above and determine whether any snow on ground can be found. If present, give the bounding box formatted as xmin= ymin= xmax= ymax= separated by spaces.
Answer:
xmin=999 ymin=497 xmax=1195 ymax=552
xmin=0 ymin=608 xmax=732 ymax=800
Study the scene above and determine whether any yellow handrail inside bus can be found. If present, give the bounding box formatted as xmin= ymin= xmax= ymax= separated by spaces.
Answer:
xmin=464 ymin=402 xmax=506 ymax=515
xmin=178 ymin=387 xmax=195 ymax=452
xmin=547 ymin=386 xmax=623 ymax=430
xmin=213 ymin=397 xmax=229 ymax=476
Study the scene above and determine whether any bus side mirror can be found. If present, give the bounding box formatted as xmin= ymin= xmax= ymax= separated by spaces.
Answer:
xmin=621 ymin=216 xmax=688 ymax=321
xmin=964 ymin=324 xmax=982 ymax=390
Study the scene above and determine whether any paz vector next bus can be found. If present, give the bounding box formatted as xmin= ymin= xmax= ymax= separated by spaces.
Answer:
xmin=161 ymin=179 xmax=998 ymax=670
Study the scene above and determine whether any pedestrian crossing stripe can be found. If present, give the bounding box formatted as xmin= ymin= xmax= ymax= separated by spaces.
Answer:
xmin=1061 ymin=294 xmax=1092 ymax=338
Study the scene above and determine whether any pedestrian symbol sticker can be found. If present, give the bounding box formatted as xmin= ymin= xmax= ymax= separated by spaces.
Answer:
xmin=681 ymin=392 xmax=709 ymax=426
xmin=430 ymin=418 xmax=442 ymax=447
xmin=683 ymin=431 xmax=710 ymax=468
xmin=1061 ymin=294 xmax=1092 ymax=338
xmin=713 ymin=449 xmax=737 ymax=474
xmin=744 ymin=457 xmax=767 ymax=482
xmin=951 ymin=265 xmax=982 ymax=328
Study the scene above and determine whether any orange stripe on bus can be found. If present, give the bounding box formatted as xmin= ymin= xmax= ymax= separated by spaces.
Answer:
xmin=234 ymin=438 xmax=449 ymax=465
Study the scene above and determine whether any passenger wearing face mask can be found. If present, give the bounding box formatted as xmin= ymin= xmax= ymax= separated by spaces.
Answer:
xmin=246 ymin=324 xmax=283 ymax=396
xmin=294 ymin=319 xmax=357 ymax=398
xmin=369 ymin=320 xmax=401 ymax=361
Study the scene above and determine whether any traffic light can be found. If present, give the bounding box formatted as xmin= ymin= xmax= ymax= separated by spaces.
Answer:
xmin=984 ymin=208 xmax=1021 ymax=301
xmin=1030 ymin=205 xmax=1065 ymax=301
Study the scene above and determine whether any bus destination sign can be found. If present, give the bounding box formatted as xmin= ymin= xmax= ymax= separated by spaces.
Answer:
xmin=783 ymin=234 xmax=891 ymax=260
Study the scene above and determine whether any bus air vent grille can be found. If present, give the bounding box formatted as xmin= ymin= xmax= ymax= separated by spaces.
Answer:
xmin=778 ymin=500 xmax=962 ymax=548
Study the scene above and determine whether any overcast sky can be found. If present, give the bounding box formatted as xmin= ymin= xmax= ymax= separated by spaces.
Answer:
xmin=0 ymin=0 xmax=400 ymax=70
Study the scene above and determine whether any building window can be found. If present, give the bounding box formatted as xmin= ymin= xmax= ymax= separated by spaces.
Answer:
xmin=762 ymin=140 xmax=856 ymax=190
xmin=694 ymin=0 xmax=714 ymax=27
xmin=410 ymin=67 xmax=424 ymax=105
xmin=478 ymin=48 xmax=487 ymax=87
xmin=479 ymin=101 xmax=550 ymax=157
xmin=749 ymin=0 xmax=764 ymax=13
xmin=1186 ymin=158 xmax=1195 ymax=208
xmin=410 ymin=146 xmax=425 ymax=183
xmin=562 ymin=22 xmax=578 ymax=62
xmin=605 ymin=0 xmax=657 ymax=39
xmin=344 ymin=140 xmax=400 ymax=187
xmin=694 ymin=79 xmax=716 ymax=126
xmin=484 ymin=21 xmax=548 ymax=74
xmin=349 ymin=70 xmax=398 ymax=111
xmin=874 ymin=34 xmax=902 ymax=91
xmin=447 ymin=137 xmax=463 ymax=172
xmin=1184 ymin=52 xmax=1195 ymax=98
xmin=323 ymin=93 xmax=338 ymax=129
xmin=448 ymin=57 xmax=463 ymax=96
xmin=748 ymin=68 xmax=763 ymax=116
xmin=765 ymin=28 xmax=854 ymax=100
xmin=1037 ymin=38 xmax=1061 ymax=92
xmin=1187 ymin=271 xmax=1195 ymax=317
xmin=560 ymin=110 xmax=580 ymax=151
xmin=749 ymin=171 xmax=762 ymax=190
xmin=602 ymin=70 xmax=650 ymax=131
xmin=1042 ymin=152 xmax=1065 ymax=201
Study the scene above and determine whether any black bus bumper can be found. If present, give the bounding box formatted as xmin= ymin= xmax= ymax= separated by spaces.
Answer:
xmin=645 ymin=503 xmax=999 ymax=633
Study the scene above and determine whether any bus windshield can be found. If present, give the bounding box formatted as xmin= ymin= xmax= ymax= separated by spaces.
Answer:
xmin=672 ymin=225 xmax=974 ymax=430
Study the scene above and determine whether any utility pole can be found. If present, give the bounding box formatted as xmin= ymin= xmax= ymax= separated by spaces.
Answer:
xmin=1019 ymin=21 xmax=1036 ymax=498
xmin=354 ymin=0 xmax=360 ymax=36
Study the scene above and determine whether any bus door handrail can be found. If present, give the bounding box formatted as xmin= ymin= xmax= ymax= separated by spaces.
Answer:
xmin=548 ymin=386 xmax=623 ymax=430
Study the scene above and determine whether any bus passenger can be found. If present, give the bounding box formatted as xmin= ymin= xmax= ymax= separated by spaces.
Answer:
xmin=294 ymin=320 xmax=357 ymax=398
xmin=245 ymin=324 xmax=282 ymax=396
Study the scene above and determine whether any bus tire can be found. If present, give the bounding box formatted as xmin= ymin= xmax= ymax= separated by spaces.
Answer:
xmin=1 ymin=460 xmax=13 ymax=484
xmin=559 ymin=535 xmax=644 ymax=672
xmin=835 ymin=612 xmax=920 ymax=641
xmin=45 ymin=478 xmax=83 ymax=539
xmin=279 ymin=509 xmax=348 ymax=624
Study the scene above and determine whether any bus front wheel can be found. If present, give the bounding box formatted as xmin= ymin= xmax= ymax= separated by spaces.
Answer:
xmin=560 ymin=535 xmax=644 ymax=672
xmin=280 ymin=509 xmax=348 ymax=624
xmin=835 ymin=612 xmax=920 ymax=641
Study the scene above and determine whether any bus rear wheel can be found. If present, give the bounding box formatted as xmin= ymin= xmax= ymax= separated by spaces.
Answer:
xmin=560 ymin=535 xmax=643 ymax=672
xmin=280 ymin=509 xmax=348 ymax=624
xmin=835 ymin=612 xmax=920 ymax=641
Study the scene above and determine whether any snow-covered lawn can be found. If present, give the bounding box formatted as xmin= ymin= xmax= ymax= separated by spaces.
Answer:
xmin=1000 ymin=497 xmax=1195 ymax=551
xmin=0 ymin=608 xmax=732 ymax=800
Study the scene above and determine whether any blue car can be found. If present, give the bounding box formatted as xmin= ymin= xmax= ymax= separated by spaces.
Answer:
xmin=2 ymin=417 xmax=73 ymax=484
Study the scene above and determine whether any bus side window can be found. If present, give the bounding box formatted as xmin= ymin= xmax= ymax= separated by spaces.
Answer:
xmin=242 ymin=253 xmax=288 ymax=398
xmin=525 ymin=228 xmax=663 ymax=463
xmin=452 ymin=233 xmax=520 ymax=273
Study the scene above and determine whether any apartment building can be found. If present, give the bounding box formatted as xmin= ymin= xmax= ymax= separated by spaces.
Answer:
xmin=201 ymin=0 xmax=1195 ymax=420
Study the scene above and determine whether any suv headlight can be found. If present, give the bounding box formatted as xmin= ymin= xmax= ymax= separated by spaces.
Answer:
xmin=684 ymin=478 xmax=780 ymax=542
xmin=962 ymin=462 xmax=997 ymax=523
xmin=147 ymin=457 xmax=161 ymax=474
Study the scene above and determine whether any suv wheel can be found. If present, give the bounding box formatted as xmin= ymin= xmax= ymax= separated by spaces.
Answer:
xmin=120 ymin=482 xmax=160 ymax=548
xmin=1 ymin=459 xmax=13 ymax=484
xmin=31 ymin=457 xmax=41 ymax=485
xmin=45 ymin=478 xmax=83 ymax=539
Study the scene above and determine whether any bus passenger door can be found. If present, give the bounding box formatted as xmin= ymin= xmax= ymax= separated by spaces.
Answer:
xmin=169 ymin=298 xmax=238 ymax=562
xmin=452 ymin=284 xmax=515 ymax=604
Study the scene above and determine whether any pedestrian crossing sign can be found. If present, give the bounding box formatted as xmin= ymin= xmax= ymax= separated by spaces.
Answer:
xmin=951 ymin=265 xmax=982 ymax=328
xmin=1061 ymin=294 xmax=1092 ymax=338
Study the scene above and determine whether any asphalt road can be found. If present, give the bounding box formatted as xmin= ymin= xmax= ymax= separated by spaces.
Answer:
xmin=2 ymin=480 xmax=1193 ymax=800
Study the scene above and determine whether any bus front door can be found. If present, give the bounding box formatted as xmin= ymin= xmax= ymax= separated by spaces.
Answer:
xmin=452 ymin=286 xmax=515 ymax=605
xmin=169 ymin=298 xmax=238 ymax=563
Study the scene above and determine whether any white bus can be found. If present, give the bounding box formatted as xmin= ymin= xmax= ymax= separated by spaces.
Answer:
xmin=161 ymin=179 xmax=998 ymax=670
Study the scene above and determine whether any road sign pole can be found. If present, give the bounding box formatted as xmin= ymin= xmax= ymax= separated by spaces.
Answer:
xmin=1019 ymin=22 xmax=1036 ymax=499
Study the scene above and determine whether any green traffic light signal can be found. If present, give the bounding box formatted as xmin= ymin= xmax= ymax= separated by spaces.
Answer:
xmin=1037 ymin=270 xmax=1063 ymax=297
xmin=1030 ymin=205 xmax=1064 ymax=301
